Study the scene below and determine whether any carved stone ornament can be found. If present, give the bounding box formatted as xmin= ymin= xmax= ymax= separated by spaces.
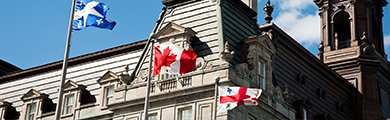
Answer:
xmin=131 ymin=69 xmax=148 ymax=85
xmin=360 ymin=31 xmax=374 ymax=55
xmin=273 ymin=86 xmax=284 ymax=101
xmin=338 ymin=101 xmax=345 ymax=114
xmin=235 ymin=63 xmax=251 ymax=78
xmin=298 ymin=73 xmax=306 ymax=86
xmin=318 ymin=87 xmax=327 ymax=101
xmin=283 ymin=84 xmax=294 ymax=103
xmin=263 ymin=0 xmax=274 ymax=24
xmin=247 ymin=48 xmax=256 ymax=69
xmin=196 ymin=57 xmax=213 ymax=70
xmin=119 ymin=65 xmax=131 ymax=85
xmin=220 ymin=41 xmax=235 ymax=66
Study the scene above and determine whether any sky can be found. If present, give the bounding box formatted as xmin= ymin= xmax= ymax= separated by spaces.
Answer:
xmin=0 ymin=0 xmax=389 ymax=70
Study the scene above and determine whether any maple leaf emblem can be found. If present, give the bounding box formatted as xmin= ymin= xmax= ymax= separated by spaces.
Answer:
xmin=153 ymin=46 xmax=177 ymax=76
xmin=160 ymin=46 xmax=177 ymax=67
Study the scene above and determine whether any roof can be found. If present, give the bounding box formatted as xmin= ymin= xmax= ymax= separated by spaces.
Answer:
xmin=0 ymin=59 xmax=21 ymax=76
xmin=0 ymin=40 xmax=147 ymax=83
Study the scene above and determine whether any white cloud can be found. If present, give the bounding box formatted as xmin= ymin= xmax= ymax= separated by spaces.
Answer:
xmin=269 ymin=0 xmax=320 ymax=46
xmin=384 ymin=34 xmax=390 ymax=46
xmin=273 ymin=9 xmax=320 ymax=45
xmin=273 ymin=0 xmax=313 ymax=10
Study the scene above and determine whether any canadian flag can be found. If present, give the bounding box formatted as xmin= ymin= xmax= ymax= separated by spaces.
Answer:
xmin=153 ymin=44 xmax=197 ymax=76
xmin=217 ymin=86 xmax=262 ymax=114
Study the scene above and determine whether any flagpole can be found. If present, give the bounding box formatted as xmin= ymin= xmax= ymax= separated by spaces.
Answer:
xmin=55 ymin=0 xmax=76 ymax=119
xmin=144 ymin=39 xmax=154 ymax=120
xmin=214 ymin=77 xmax=220 ymax=120
xmin=137 ymin=7 xmax=166 ymax=120
xmin=129 ymin=7 xmax=167 ymax=84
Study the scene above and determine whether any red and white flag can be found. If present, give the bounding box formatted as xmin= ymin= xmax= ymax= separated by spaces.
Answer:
xmin=217 ymin=86 xmax=262 ymax=114
xmin=153 ymin=44 xmax=197 ymax=76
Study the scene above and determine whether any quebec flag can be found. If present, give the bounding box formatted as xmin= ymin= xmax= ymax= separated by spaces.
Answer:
xmin=73 ymin=0 xmax=116 ymax=31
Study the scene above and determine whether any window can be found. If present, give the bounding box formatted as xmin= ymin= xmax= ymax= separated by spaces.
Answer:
xmin=293 ymin=99 xmax=312 ymax=120
xmin=148 ymin=113 xmax=157 ymax=120
xmin=334 ymin=11 xmax=351 ymax=49
xmin=104 ymin=86 xmax=114 ymax=106
xmin=63 ymin=95 xmax=74 ymax=115
xmin=179 ymin=107 xmax=192 ymax=120
xmin=26 ymin=103 xmax=36 ymax=120
xmin=258 ymin=61 xmax=265 ymax=89
xmin=303 ymin=109 xmax=307 ymax=120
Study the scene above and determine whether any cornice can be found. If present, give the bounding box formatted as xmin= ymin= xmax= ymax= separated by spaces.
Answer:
xmin=0 ymin=40 xmax=147 ymax=83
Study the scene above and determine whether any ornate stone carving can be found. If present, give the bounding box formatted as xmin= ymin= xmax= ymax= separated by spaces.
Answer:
xmin=360 ymin=31 xmax=374 ymax=55
xmin=220 ymin=41 xmax=235 ymax=66
xmin=338 ymin=102 xmax=345 ymax=114
xmin=273 ymin=86 xmax=284 ymax=101
xmin=247 ymin=48 xmax=256 ymax=67
xmin=196 ymin=57 xmax=213 ymax=70
xmin=318 ymin=87 xmax=327 ymax=101
xmin=263 ymin=0 xmax=274 ymax=24
xmin=298 ymin=73 xmax=306 ymax=86
xmin=131 ymin=69 xmax=148 ymax=85
xmin=283 ymin=84 xmax=294 ymax=103
xmin=235 ymin=63 xmax=251 ymax=78
xmin=119 ymin=65 xmax=131 ymax=85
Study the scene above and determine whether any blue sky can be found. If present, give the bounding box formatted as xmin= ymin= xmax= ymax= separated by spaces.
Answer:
xmin=0 ymin=0 xmax=389 ymax=69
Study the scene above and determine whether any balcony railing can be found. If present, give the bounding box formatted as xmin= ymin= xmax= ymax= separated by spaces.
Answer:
xmin=151 ymin=76 xmax=192 ymax=93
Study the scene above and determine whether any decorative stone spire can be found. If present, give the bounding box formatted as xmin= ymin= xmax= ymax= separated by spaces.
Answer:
xmin=263 ymin=0 xmax=274 ymax=24
xmin=220 ymin=41 xmax=235 ymax=66
xmin=119 ymin=64 xmax=131 ymax=85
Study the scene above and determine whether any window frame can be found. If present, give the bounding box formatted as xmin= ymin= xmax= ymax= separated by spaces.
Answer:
xmin=179 ymin=107 xmax=192 ymax=120
xmin=104 ymin=86 xmax=114 ymax=106
xmin=63 ymin=94 xmax=74 ymax=115
xmin=148 ymin=113 xmax=158 ymax=120
xmin=258 ymin=60 xmax=266 ymax=89
xmin=303 ymin=109 xmax=307 ymax=120
xmin=25 ymin=103 xmax=36 ymax=120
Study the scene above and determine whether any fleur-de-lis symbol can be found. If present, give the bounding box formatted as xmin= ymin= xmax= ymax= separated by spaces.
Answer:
xmin=227 ymin=87 xmax=232 ymax=94
xmin=96 ymin=18 xmax=103 ymax=25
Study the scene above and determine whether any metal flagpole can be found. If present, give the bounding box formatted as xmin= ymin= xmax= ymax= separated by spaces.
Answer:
xmin=55 ymin=0 xmax=76 ymax=119
xmin=144 ymin=39 xmax=154 ymax=120
xmin=139 ymin=7 xmax=166 ymax=120
xmin=214 ymin=77 xmax=220 ymax=120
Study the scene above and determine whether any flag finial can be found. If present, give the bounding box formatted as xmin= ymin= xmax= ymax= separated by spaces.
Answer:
xmin=263 ymin=0 xmax=274 ymax=24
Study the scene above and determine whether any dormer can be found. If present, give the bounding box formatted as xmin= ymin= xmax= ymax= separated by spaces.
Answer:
xmin=241 ymin=35 xmax=276 ymax=91
xmin=97 ymin=71 xmax=121 ymax=108
xmin=0 ymin=100 xmax=19 ymax=119
xmin=97 ymin=70 xmax=120 ymax=85
xmin=20 ymin=89 xmax=55 ymax=120
xmin=61 ymin=80 xmax=95 ymax=118
xmin=154 ymin=22 xmax=197 ymax=51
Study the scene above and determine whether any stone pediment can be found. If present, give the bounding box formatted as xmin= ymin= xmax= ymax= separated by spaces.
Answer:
xmin=260 ymin=35 xmax=276 ymax=54
xmin=97 ymin=71 xmax=119 ymax=84
xmin=155 ymin=22 xmax=196 ymax=40
xmin=64 ymin=80 xmax=85 ymax=91
xmin=244 ymin=35 xmax=276 ymax=55
xmin=21 ymin=89 xmax=48 ymax=101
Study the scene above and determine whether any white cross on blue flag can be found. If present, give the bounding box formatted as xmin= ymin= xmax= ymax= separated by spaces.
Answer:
xmin=73 ymin=0 xmax=116 ymax=31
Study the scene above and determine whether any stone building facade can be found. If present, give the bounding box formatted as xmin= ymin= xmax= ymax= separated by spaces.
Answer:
xmin=0 ymin=0 xmax=389 ymax=120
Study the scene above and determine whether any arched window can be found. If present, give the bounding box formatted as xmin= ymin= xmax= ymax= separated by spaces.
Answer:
xmin=334 ymin=11 xmax=351 ymax=49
